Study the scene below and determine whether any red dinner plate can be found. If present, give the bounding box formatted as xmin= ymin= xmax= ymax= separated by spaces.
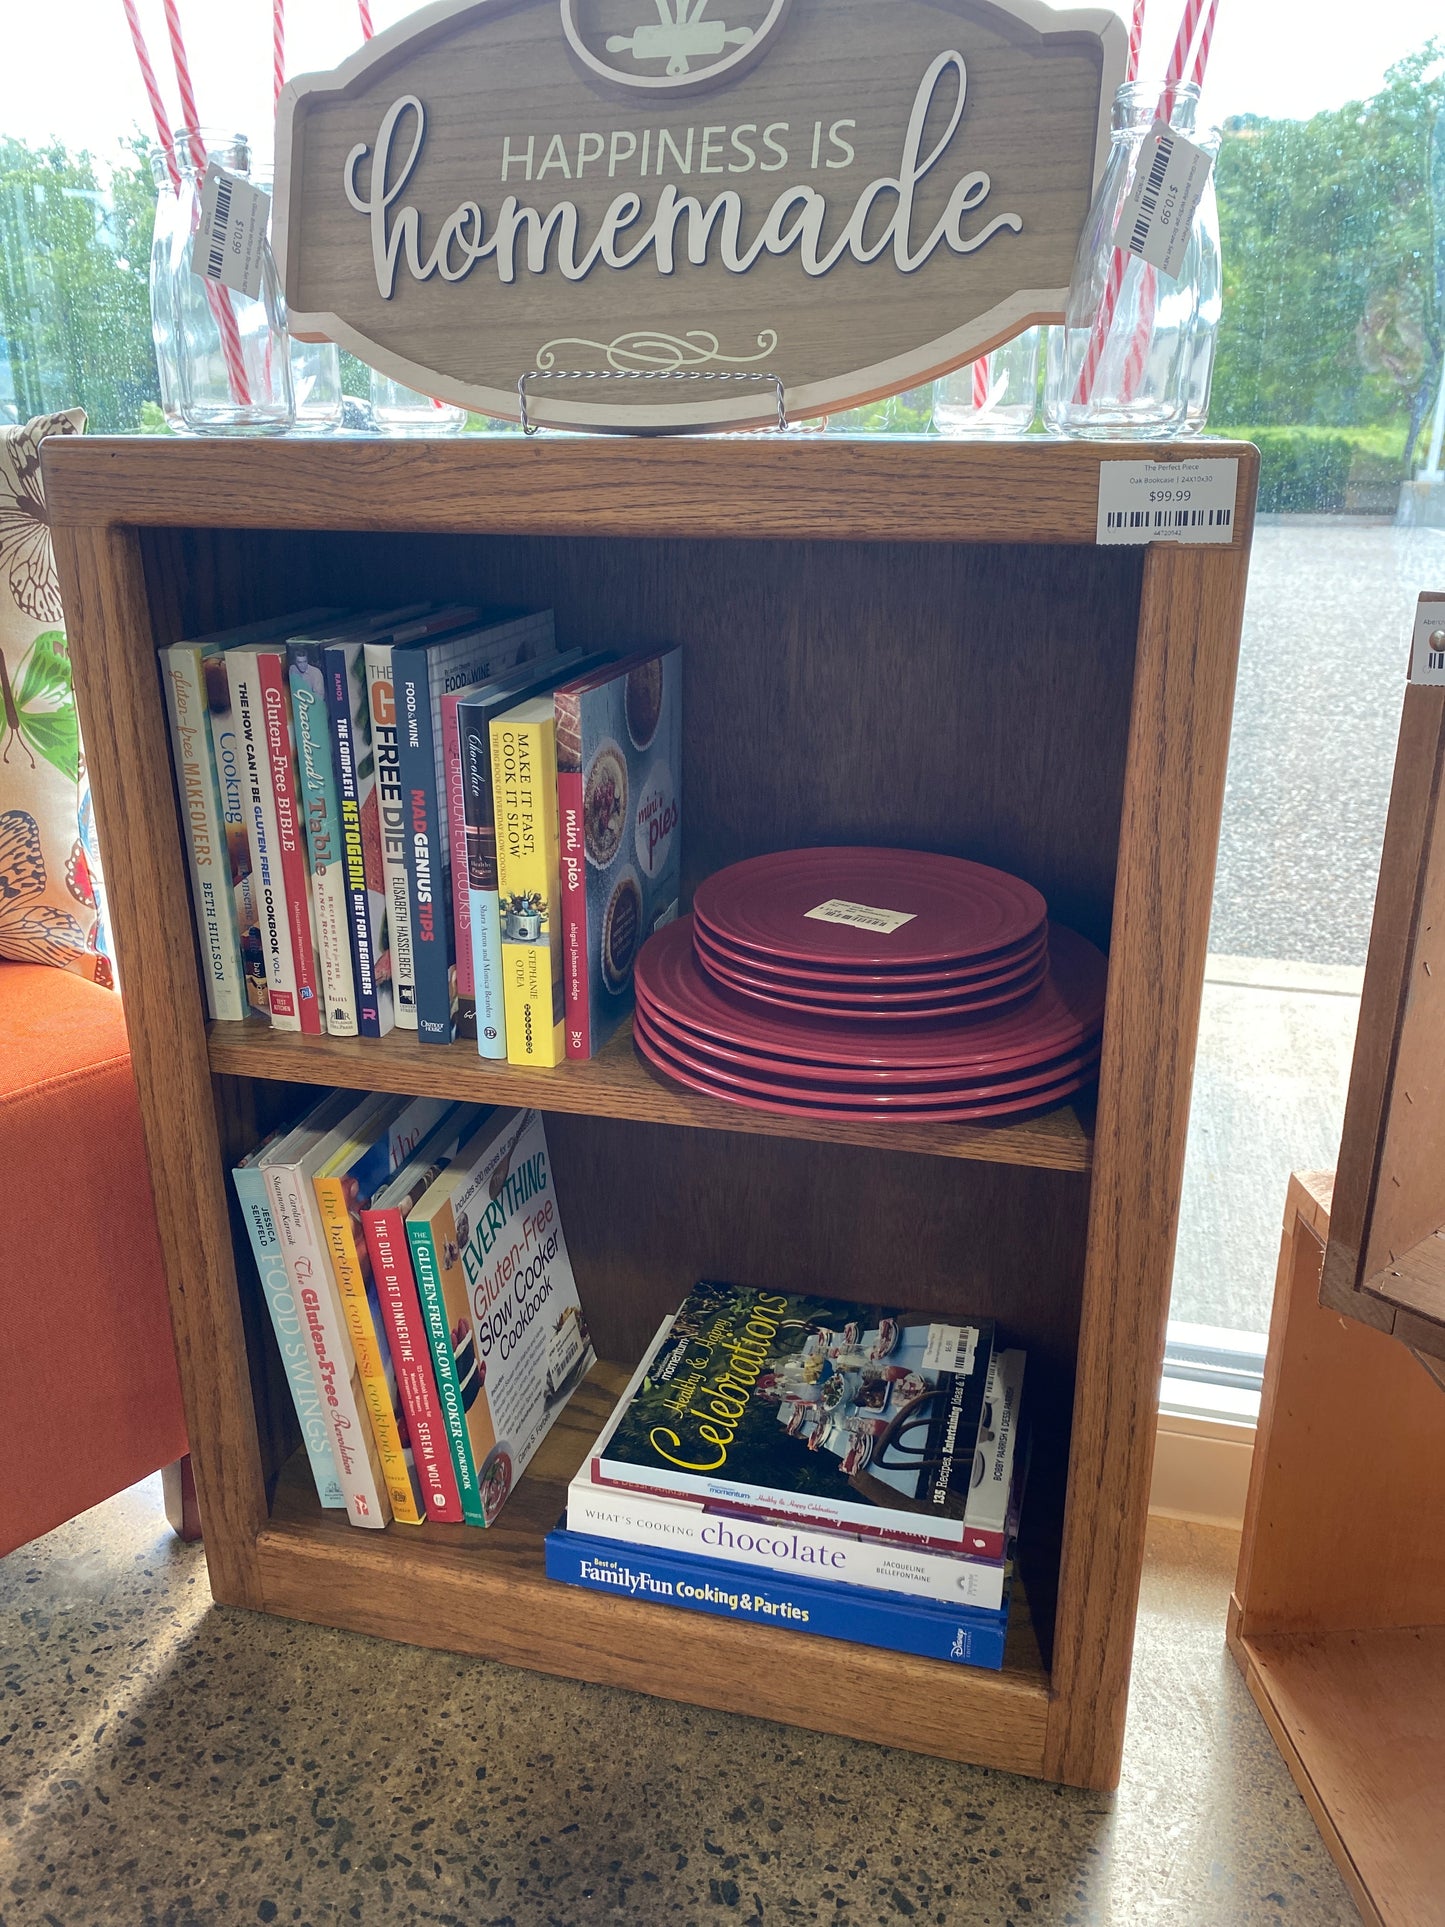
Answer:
xmin=692 ymin=917 xmax=1049 ymax=989
xmin=633 ymin=1015 xmax=1098 ymax=1123
xmin=692 ymin=849 xmax=1046 ymax=970
xmin=695 ymin=946 xmax=1049 ymax=1020
xmin=691 ymin=919 xmax=1049 ymax=994
xmin=634 ymin=1005 xmax=1100 ymax=1108
xmin=636 ymin=916 xmax=1106 ymax=1072
xmin=637 ymin=997 xmax=1104 ymax=1091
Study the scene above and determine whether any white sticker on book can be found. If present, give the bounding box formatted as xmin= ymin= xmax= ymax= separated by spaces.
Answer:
xmin=1409 ymin=594 xmax=1445 ymax=685
xmin=805 ymin=898 xmax=916 ymax=934
xmin=1116 ymin=120 xmax=1214 ymax=280
xmin=921 ymin=1324 xmax=978 ymax=1376
xmin=1097 ymin=457 xmax=1239 ymax=546
xmin=190 ymin=162 xmax=268 ymax=299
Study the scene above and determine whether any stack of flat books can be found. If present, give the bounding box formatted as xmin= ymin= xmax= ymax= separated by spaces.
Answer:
xmin=548 ymin=1281 xmax=1027 ymax=1670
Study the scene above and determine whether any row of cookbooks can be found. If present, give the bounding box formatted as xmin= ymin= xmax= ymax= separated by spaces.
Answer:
xmin=162 ymin=603 xmax=681 ymax=1063
xmin=242 ymin=1084 xmax=1027 ymax=1668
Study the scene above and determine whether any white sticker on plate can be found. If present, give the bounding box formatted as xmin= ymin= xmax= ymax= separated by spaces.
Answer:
xmin=1409 ymin=593 xmax=1445 ymax=685
xmin=191 ymin=162 xmax=269 ymax=299
xmin=1116 ymin=120 xmax=1214 ymax=279
xmin=805 ymin=899 xmax=916 ymax=935
xmin=1097 ymin=457 xmax=1239 ymax=546
xmin=921 ymin=1324 xmax=978 ymax=1376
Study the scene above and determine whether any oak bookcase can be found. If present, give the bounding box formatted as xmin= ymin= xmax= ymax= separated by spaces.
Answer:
xmin=45 ymin=433 xmax=1257 ymax=1792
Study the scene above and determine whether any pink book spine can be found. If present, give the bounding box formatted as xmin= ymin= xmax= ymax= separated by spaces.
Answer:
xmin=363 ymin=1204 xmax=466 ymax=1524
xmin=558 ymin=766 xmax=590 ymax=1059
xmin=442 ymin=692 xmax=473 ymax=1001
xmin=259 ymin=648 xmax=323 ymax=1035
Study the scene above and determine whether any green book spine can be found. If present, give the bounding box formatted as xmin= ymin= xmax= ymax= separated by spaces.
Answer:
xmin=405 ymin=1218 xmax=486 ymax=1527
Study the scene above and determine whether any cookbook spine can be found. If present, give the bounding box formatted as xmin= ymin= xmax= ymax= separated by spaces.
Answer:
xmin=226 ymin=648 xmax=301 ymax=1031
xmin=161 ymin=644 xmax=248 ymax=1021
xmin=314 ymin=1176 xmax=425 ymax=1524
xmin=555 ymin=686 xmax=590 ymax=1060
xmin=443 ymin=692 xmax=477 ymax=1041
xmin=264 ymin=1160 xmax=391 ymax=1527
xmin=544 ymin=1528 xmax=1008 ymax=1670
xmin=363 ymin=1205 xmax=467 ymax=1525
xmin=204 ymin=651 xmax=269 ymax=1016
xmin=258 ymin=650 xmax=323 ymax=1034
xmin=405 ymin=1218 xmax=486 ymax=1526
xmin=232 ymin=1164 xmax=345 ymax=1508
xmin=396 ymin=662 xmax=455 ymax=1045
xmin=459 ymin=698 xmax=507 ymax=1060
xmin=563 ymin=1475 xmax=1007 ymax=1610
xmin=365 ymin=641 xmax=417 ymax=1031
xmin=289 ymin=653 xmax=359 ymax=1037
xmin=324 ymin=645 xmax=390 ymax=1037
xmin=491 ymin=711 xmax=565 ymax=1067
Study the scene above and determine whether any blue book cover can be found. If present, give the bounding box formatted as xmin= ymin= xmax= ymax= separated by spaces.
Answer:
xmin=395 ymin=611 xmax=555 ymax=1045
xmin=544 ymin=1523 xmax=1010 ymax=1670
xmin=232 ymin=1157 xmax=346 ymax=1510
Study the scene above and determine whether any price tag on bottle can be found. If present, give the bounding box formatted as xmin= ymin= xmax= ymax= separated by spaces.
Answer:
xmin=190 ymin=161 xmax=268 ymax=300
xmin=1409 ymin=593 xmax=1445 ymax=684
xmin=1115 ymin=120 xmax=1214 ymax=280
xmin=1097 ymin=457 xmax=1239 ymax=545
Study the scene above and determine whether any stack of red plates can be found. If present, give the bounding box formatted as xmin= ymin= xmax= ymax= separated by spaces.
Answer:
xmin=632 ymin=849 xmax=1106 ymax=1124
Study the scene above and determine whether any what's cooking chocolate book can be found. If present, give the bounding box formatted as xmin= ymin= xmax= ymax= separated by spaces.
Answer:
xmin=593 ymin=1281 xmax=996 ymax=1552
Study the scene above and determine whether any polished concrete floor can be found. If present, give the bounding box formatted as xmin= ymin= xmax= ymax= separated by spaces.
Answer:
xmin=1 ymin=1480 xmax=1357 ymax=1927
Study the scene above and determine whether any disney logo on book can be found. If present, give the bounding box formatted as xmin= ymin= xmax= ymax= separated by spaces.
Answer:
xmin=561 ymin=0 xmax=792 ymax=95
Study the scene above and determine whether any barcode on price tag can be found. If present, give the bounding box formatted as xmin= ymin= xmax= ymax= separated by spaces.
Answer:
xmin=1097 ymin=458 xmax=1239 ymax=546
xmin=190 ymin=162 xmax=268 ymax=300
xmin=1408 ymin=594 xmax=1445 ymax=685
xmin=1115 ymin=119 xmax=1214 ymax=280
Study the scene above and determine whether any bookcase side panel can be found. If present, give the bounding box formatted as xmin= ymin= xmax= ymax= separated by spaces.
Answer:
xmin=50 ymin=521 xmax=270 ymax=1605
xmin=1046 ymin=531 xmax=1255 ymax=1790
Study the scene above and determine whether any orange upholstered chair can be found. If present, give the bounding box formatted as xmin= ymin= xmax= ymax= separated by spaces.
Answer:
xmin=0 ymin=961 xmax=192 ymax=1554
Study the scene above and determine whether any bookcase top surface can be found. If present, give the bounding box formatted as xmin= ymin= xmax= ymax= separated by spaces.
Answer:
xmin=41 ymin=434 xmax=1258 ymax=550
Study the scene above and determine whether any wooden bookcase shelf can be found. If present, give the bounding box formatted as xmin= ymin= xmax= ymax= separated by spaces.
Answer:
xmin=46 ymin=433 xmax=1257 ymax=1792
xmin=207 ymin=1017 xmax=1097 ymax=1171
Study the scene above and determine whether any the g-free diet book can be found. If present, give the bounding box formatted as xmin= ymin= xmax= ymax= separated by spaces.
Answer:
xmin=593 ymin=1281 xmax=996 ymax=1552
xmin=555 ymin=645 xmax=682 ymax=1059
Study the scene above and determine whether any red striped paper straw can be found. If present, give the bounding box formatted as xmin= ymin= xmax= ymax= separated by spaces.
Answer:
xmin=973 ymin=358 xmax=991 ymax=409
xmin=122 ymin=0 xmax=180 ymax=190
xmin=162 ymin=0 xmax=253 ymax=408
xmin=358 ymin=0 xmax=375 ymax=38
xmin=1189 ymin=0 xmax=1218 ymax=89
xmin=273 ymin=0 xmax=286 ymax=106
xmin=1072 ymin=0 xmax=1213 ymax=405
xmin=1127 ymin=0 xmax=1147 ymax=81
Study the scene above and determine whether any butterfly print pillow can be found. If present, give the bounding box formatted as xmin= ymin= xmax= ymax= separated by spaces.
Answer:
xmin=0 ymin=409 xmax=109 ymax=983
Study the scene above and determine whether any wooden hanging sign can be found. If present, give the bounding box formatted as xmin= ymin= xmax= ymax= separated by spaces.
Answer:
xmin=274 ymin=0 xmax=1125 ymax=431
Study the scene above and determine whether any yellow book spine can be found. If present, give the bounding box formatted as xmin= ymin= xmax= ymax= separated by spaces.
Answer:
xmin=314 ymin=1175 xmax=425 ymax=1524
xmin=492 ymin=711 xmax=565 ymax=1067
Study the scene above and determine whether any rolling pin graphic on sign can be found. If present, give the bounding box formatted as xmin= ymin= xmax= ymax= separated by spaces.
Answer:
xmin=607 ymin=0 xmax=755 ymax=76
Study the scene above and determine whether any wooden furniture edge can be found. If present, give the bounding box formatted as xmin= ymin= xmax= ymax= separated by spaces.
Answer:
xmin=1224 ymin=1615 xmax=1386 ymax=1927
xmin=41 ymin=434 xmax=1259 ymax=549
xmin=1322 ymin=686 xmax=1445 ymax=1332
xmin=50 ymin=522 xmax=270 ymax=1606
xmin=1043 ymin=535 xmax=1252 ymax=1788
xmin=247 ymin=1515 xmax=1050 ymax=1777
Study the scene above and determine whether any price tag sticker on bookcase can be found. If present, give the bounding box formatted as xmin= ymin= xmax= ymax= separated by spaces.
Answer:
xmin=1096 ymin=457 xmax=1239 ymax=546
xmin=1409 ymin=593 xmax=1445 ymax=685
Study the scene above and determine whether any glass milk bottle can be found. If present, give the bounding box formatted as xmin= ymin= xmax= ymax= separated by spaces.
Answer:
xmin=369 ymin=372 xmax=468 ymax=436
xmin=1044 ymin=83 xmax=1208 ymax=439
xmin=168 ymin=132 xmax=294 ymax=436
xmin=1179 ymin=169 xmax=1222 ymax=435
xmin=148 ymin=150 xmax=184 ymax=430
xmin=253 ymin=167 xmax=344 ymax=434
xmin=935 ymin=328 xmax=1042 ymax=437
